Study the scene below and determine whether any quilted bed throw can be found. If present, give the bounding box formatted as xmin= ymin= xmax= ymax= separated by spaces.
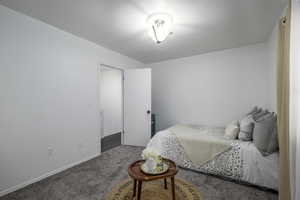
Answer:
xmin=169 ymin=124 xmax=232 ymax=166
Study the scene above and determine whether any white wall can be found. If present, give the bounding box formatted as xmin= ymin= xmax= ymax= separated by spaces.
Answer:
xmin=267 ymin=23 xmax=279 ymax=112
xmin=0 ymin=5 xmax=143 ymax=196
xmin=147 ymin=43 xmax=272 ymax=131
xmin=100 ymin=69 xmax=123 ymax=137
xmin=290 ymin=1 xmax=300 ymax=199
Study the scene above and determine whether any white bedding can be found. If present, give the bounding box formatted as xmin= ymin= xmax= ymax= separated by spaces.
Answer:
xmin=144 ymin=125 xmax=279 ymax=190
xmin=240 ymin=141 xmax=278 ymax=189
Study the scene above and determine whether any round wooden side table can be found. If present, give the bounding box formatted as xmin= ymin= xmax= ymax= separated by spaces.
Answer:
xmin=128 ymin=159 xmax=178 ymax=200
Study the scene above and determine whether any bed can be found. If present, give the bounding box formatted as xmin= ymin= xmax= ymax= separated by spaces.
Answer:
xmin=143 ymin=124 xmax=279 ymax=191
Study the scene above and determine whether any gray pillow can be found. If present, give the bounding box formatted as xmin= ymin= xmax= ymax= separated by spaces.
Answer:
xmin=253 ymin=114 xmax=278 ymax=156
xmin=239 ymin=123 xmax=254 ymax=141
xmin=246 ymin=106 xmax=259 ymax=116
xmin=267 ymin=123 xmax=279 ymax=153
xmin=238 ymin=116 xmax=254 ymax=141
xmin=238 ymin=107 xmax=266 ymax=141
xmin=253 ymin=110 xmax=269 ymax=120
xmin=255 ymin=112 xmax=274 ymax=121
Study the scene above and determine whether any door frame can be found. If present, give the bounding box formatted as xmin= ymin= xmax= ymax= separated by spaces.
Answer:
xmin=97 ymin=63 xmax=125 ymax=152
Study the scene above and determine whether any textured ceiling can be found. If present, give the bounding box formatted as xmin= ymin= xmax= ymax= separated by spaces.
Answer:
xmin=0 ymin=0 xmax=286 ymax=63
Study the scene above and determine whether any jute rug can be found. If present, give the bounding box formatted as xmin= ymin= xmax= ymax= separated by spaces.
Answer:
xmin=106 ymin=178 xmax=203 ymax=200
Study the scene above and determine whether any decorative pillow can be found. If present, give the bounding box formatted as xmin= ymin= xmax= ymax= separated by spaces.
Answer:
xmin=238 ymin=121 xmax=254 ymax=141
xmin=265 ymin=113 xmax=279 ymax=152
xmin=253 ymin=114 xmax=278 ymax=156
xmin=237 ymin=107 xmax=263 ymax=141
xmin=253 ymin=110 xmax=269 ymax=120
xmin=224 ymin=120 xmax=240 ymax=140
xmin=267 ymin=123 xmax=279 ymax=153
xmin=246 ymin=106 xmax=259 ymax=116
xmin=252 ymin=108 xmax=263 ymax=116
xmin=255 ymin=112 xmax=274 ymax=121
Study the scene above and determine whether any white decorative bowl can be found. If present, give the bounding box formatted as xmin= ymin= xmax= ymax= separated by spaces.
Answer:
xmin=140 ymin=162 xmax=169 ymax=175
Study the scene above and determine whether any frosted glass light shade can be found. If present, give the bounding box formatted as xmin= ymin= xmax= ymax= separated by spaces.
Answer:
xmin=147 ymin=13 xmax=173 ymax=44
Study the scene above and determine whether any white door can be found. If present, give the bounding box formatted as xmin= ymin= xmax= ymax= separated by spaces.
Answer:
xmin=124 ymin=68 xmax=151 ymax=146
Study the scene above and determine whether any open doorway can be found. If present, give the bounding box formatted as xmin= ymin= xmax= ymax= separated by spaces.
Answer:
xmin=99 ymin=64 xmax=124 ymax=152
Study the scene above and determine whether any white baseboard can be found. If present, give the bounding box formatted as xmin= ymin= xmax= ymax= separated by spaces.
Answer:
xmin=0 ymin=152 xmax=101 ymax=197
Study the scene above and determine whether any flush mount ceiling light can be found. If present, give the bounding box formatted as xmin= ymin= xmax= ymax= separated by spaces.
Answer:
xmin=147 ymin=13 xmax=173 ymax=44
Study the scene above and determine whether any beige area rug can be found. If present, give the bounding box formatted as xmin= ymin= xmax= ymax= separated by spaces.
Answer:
xmin=106 ymin=178 xmax=203 ymax=200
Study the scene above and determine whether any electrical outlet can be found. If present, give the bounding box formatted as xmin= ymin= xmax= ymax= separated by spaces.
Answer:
xmin=47 ymin=147 xmax=54 ymax=156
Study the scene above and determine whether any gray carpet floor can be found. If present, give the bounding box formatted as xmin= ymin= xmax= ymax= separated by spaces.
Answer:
xmin=1 ymin=145 xmax=278 ymax=200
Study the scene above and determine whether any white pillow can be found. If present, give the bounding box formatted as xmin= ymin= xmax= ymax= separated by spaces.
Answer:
xmin=224 ymin=120 xmax=240 ymax=140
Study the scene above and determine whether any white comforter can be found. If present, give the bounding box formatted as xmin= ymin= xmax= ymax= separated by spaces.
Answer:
xmin=240 ymin=142 xmax=278 ymax=190
xmin=144 ymin=125 xmax=279 ymax=190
